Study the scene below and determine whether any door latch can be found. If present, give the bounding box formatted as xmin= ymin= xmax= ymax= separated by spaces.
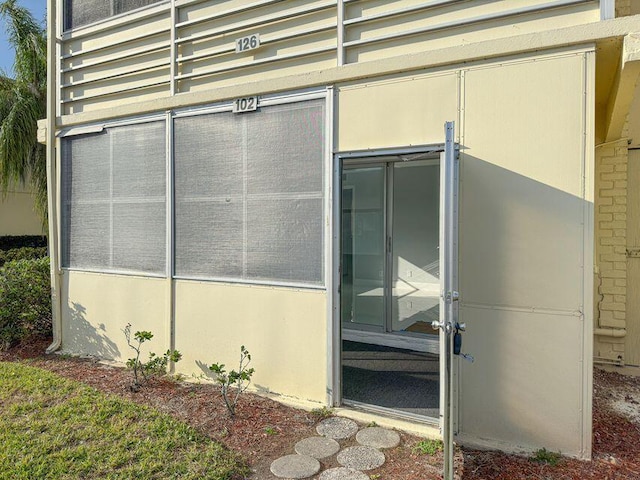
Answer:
xmin=445 ymin=291 xmax=460 ymax=303
xmin=453 ymin=322 xmax=474 ymax=363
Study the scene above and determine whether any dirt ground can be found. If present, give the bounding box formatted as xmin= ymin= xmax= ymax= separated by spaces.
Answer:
xmin=2 ymin=338 xmax=640 ymax=480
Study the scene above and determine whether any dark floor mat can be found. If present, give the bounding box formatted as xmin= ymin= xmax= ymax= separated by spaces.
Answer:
xmin=342 ymin=340 xmax=440 ymax=419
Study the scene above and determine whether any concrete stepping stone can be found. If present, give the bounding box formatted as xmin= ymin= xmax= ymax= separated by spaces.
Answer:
xmin=337 ymin=446 xmax=386 ymax=471
xmin=316 ymin=417 xmax=359 ymax=440
xmin=295 ymin=436 xmax=341 ymax=459
xmin=319 ymin=467 xmax=370 ymax=480
xmin=270 ymin=454 xmax=321 ymax=479
xmin=356 ymin=427 xmax=401 ymax=449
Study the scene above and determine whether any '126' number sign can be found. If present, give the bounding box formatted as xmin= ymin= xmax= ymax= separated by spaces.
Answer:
xmin=235 ymin=34 xmax=260 ymax=53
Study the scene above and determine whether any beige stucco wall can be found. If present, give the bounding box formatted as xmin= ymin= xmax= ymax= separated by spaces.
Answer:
xmin=173 ymin=281 xmax=328 ymax=404
xmin=60 ymin=271 xmax=169 ymax=361
xmin=336 ymin=49 xmax=594 ymax=457
xmin=458 ymin=51 xmax=593 ymax=458
xmin=59 ymin=271 xmax=328 ymax=403
xmin=337 ymin=71 xmax=459 ymax=150
xmin=58 ymin=0 xmax=600 ymax=115
xmin=55 ymin=44 xmax=596 ymax=457
xmin=0 ymin=185 xmax=43 ymax=236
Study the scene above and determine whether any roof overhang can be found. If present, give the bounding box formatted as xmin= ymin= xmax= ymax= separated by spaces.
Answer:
xmin=602 ymin=33 xmax=640 ymax=143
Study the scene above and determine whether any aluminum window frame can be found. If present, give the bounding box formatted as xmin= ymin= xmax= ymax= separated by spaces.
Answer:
xmin=60 ymin=113 xmax=170 ymax=279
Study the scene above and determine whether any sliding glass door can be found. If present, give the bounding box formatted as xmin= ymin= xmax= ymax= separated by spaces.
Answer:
xmin=341 ymin=166 xmax=386 ymax=331
xmin=341 ymin=158 xmax=440 ymax=344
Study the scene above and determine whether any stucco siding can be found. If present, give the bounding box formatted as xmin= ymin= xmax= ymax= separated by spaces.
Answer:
xmin=0 ymin=185 xmax=43 ymax=237
xmin=173 ymin=280 xmax=328 ymax=404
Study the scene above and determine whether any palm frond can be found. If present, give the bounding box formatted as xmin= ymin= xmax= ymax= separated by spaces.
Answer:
xmin=0 ymin=0 xmax=47 ymax=225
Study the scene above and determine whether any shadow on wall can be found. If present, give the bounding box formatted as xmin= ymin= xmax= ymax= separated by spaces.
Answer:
xmin=63 ymin=301 xmax=121 ymax=360
xmin=458 ymin=154 xmax=590 ymax=453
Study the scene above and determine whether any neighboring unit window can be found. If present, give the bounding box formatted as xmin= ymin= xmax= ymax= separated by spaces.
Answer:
xmin=174 ymin=99 xmax=325 ymax=285
xmin=61 ymin=121 xmax=167 ymax=275
xmin=64 ymin=0 xmax=164 ymax=30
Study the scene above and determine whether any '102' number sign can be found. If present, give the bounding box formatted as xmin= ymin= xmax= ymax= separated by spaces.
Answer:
xmin=233 ymin=96 xmax=258 ymax=113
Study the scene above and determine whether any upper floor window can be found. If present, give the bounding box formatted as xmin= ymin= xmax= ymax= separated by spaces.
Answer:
xmin=64 ymin=0 xmax=164 ymax=30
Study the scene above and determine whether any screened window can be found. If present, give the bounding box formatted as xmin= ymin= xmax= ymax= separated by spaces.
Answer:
xmin=64 ymin=0 xmax=164 ymax=30
xmin=174 ymin=99 xmax=325 ymax=285
xmin=61 ymin=121 xmax=166 ymax=274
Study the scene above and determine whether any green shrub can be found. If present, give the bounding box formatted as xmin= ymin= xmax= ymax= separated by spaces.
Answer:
xmin=123 ymin=324 xmax=182 ymax=390
xmin=0 ymin=247 xmax=48 ymax=267
xmin=0 ymin=235 xmax=47 ymax=250
xmin=0 ymin=257 xmax=52 ymax=349
xmin=209 ymin=345 xmax=255 ymax=417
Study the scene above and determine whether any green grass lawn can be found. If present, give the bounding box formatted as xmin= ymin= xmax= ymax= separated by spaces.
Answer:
xmin=0 ymin=362 xmax=248 ymax=479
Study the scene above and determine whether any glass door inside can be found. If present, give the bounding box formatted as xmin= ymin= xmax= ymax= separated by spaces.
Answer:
xmin=391 ymin=161 xmax=440 ymax=337
xmin=341 ymin=155 xmax=442 ymax=419
xmin=341 ymin=166 xmax=386 ymax=331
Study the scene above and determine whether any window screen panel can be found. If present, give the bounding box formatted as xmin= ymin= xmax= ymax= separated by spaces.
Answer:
xmin=246 ymin=198 xmax=323 ymax=284
xmin=246 ymin=100 xmax=325 ymax=195
xmin=174 ymin=200 xmax=243 ymax=278
xmin=64 ymin=0 xmax=111 ymax=30
xmin=65 ymin=132 xmax=110 ymax=201
xmin=174 ymin=113 xmax=243 ymax=198
xmin=113 ymin=202 xmax=166 ymax=272
xmin=62 ymin=120 xmax=167 ymax=275
xmin=114 ymin=0 xmax=163 ymax=15
xmin=64 ymin=0 xmax=164 ymax=30
xmin=112 ymin=122 xmax=166 ymax=198
xmin=65 ymin=203 xmax=110 ymax=269
xmin=174 ymin=98 xmax=326 ymax=286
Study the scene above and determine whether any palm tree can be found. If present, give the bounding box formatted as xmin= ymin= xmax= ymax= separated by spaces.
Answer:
xmin=0 ymin=0 xmax=47 ymax=223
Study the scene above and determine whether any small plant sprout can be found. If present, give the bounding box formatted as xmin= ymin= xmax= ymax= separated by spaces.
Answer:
xmin=412 ymin=438 xmax=444 ymax=456
xmin=209 ymin=345 xmax=255 ymax=417
xmin=310 ymin=406 xmax=334 ymax=420
xmin=531 ymin=448 xmax=562 ymax=466
xmin=264 ymin=426 xmax=278 ymax=436
xmin=123 ymin=324 xmax=182 ymax=390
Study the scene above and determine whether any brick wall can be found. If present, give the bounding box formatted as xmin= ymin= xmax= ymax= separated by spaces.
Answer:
xmin=594 ymin=139 xmax=628 ymax=362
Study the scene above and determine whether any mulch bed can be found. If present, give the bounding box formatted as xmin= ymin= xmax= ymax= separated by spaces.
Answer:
xmin=2 ymin=337 xmax=640 ymax=479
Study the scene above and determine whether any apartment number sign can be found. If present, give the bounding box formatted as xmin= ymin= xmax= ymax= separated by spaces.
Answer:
xmin=235 ymin=33 xmax=260 ymax=53
xmin=233 ymin=96 xmax=259 ymax=113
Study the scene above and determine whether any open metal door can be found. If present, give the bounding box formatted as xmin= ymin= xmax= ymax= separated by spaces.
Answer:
xmin=433 ymin=121 xmax=459 ymax=480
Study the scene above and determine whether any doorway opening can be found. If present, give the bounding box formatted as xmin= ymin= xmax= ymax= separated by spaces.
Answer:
xmin=340 ymin=153 xmax=441 ymax=420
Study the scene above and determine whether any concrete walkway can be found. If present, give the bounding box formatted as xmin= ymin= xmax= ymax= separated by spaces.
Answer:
xmin=270 ymin=418 xmax=401 ymax=479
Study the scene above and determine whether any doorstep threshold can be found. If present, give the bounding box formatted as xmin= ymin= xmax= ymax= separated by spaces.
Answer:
xmin=337 ymin=399 xmax=441 ymax=439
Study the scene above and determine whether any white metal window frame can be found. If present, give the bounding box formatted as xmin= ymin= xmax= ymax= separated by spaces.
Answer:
xmin=171 ymin=88 xmax=333 ymax=290
xmin=59 ymin=113 xmax=171 ymax=279
xmin=59 ymin=88 xmax=333 ymax=287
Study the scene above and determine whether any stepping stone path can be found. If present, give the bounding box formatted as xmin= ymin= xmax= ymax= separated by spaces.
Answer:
xmin=356 ymin=427 xmax=401 ymax=449
xmin=295 ymin=437 xmax=341 ymax=459
xmin=319 ymin=467 xmax=369 ymax=480
xmin=337 ymin=446 xmax=386 ymax=471
xmin=270 ymin=417 xmax=400 ymax=479
xmin=316 ymin=417 xmax=359 ymax=440
xmin=270 ymin=454 xmax=321 ymax=479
